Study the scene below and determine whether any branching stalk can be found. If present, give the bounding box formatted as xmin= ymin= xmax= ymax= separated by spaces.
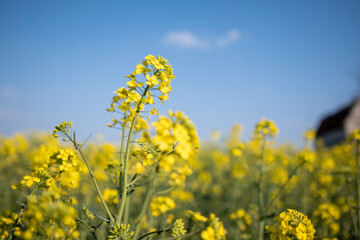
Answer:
xmin=75 ymin=218 xmax=98 ymax=240
xmin=116 ymin=85 xmax=150 ymax=225
xmin=64 ymin=131 xmax=114 ymax=224
xmin=76 ymin=147 xmax=115 ymax=224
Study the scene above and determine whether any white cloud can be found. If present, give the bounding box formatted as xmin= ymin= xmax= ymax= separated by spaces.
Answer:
xmin=217 ymin=29 xmax=242 ymax=47
xmin=164 ymin=31 xmax=210 ymax=49
xmin=164 ymin=29 xmax=241 ymax=49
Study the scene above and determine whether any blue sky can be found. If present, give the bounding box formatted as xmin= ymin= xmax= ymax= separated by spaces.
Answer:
xmin=1 ymin=0 xmax=360 ymax=145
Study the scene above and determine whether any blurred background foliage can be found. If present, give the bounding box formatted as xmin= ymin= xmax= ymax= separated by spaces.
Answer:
xmin=0 ymin=123 xmax=358 ymax=239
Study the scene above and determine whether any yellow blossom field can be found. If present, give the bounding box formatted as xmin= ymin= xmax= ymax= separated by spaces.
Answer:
xmin=0 ymin=56 xmax=359 ymax=240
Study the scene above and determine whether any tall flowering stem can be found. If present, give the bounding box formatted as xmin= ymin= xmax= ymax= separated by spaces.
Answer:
xmin=107 ymin=55 xmax=175 ymax=226
xmin=119 ymin=112 xmax=126 ymax=196
xmin=53 ymin=121 xmax=115 ymax=225
xmin=253 ymin=118 xmax=278 ymax=240
xmin=116 ymin=85 xmax=150 ymax=225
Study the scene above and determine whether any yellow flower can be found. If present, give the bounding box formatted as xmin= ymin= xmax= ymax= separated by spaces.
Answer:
xmin=266 ymin=209 xmax=315 ymax=240
xmin=231 ymin=163 xmax=247 ymax=179
xmin=200 ymin=214 xmax=226 ymax=240
xmin=145 ymin=74 xmax=159 ymax=87
xmin=253 ymin=118 xmax=278 ymax=139
xmin=21 ymin=191 xmax=79 ymax=240
xmin=134 ymin=63 xmax=150 ymax=75
xmin=298 ymin=150 xmax=316 ymax=171
xmin=150 ymin=107 xmax=159 ymax=115
xmin=134 ymin=117 xmax=149 ymax=131
xmin=98 ymin=188 xmax=118 ymax=205
xmin=187 ymin=210 xmax=208 ymax=222
xmin=150 ymin=196 xmax=176 ymax=217
xmin=314 ymin=203 xmax=340 ymax=235
xmin=303 ymin=129 xmax=316 ymax=141
xmin=201 ymin=226 xmax=216 ymax=240
xmin=107 ymin=55 xmax=174 ymax=124
xmin=348 ymin=128 xmax=360 ymax=142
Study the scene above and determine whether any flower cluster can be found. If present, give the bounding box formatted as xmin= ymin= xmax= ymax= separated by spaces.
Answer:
xmin=314 ymin=203 xmax=341 ymax=236
xmin=170 ymin=165 xmax=193 ymax=186
xmin=229 ymin=208 xmax=252 ymax=232
xmin=107 ymin=55 xmax=174 ymax=126
xmin=297 ymin=149 xmax=316 ymax=172
xmin=226 ymin=124 xmax=245 ymax=157
xmin=133 ymin=136 xmax=159 ymax=166
xmin=52 ymin=121 xmax=73 ymax=140
xmin=21 ymin=191 xmax=79 ymax=240
xmin=187 ymin=211 xmax=227 ymax=239
xmin=266 ymin=209 xmax=315 ymax=240
xmin=169 ymin=219 xmax=187 ymax=237
xmin=187 ymin=210 xmax=208 ymax=222
xmin=0 ymin=210 xmax=19 ymax=239
xmin=150 ymin=196 xmax=176 ymax=217
xmin=253 ymin=118 xmax=279 ymax=139
xmin=153 ymin=110 xmax=200 ymax=162
xmin=303 ymin=129 xmax=316 ymax=142
xmin=99 ymin=188 xmax=119 ymax=205
xmin=108 ymin=224 xmax=134 ymax=240
xmin=12 ymin=147 xmax=81 ymax=191
xmin=200 ymin=213 xmax=227 ymax=240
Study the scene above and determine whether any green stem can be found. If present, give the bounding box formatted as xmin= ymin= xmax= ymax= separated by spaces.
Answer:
xmin=76 ymin=218 xmax=93 ymax=232
xmin=258 ymin=137 xmax=266 ymax=240
xmin=116 ymin=85 xmax=150 ymax=225
xmin=119 ymin=113 xmax=127 ymax=201
xmin=65 ymin=224 xmax=80 ymax=240
xmin=133 ymin=169 xmax=155 ymax=239
xmin=124 ymin=194 xmax=131 ymax=224
xmin=76 ymin=147 xmax=115 ymax=224
xmin=75 ymin=218 xmax=98 ymax=240
xmin=127 ymin=159 xmax=160 ymax=187
xmin=65 ymin=131 xmax=114 ymax=224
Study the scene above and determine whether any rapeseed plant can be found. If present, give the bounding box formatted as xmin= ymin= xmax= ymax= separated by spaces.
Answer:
xmin=7 ymin=55 xmax=215 ymax=240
